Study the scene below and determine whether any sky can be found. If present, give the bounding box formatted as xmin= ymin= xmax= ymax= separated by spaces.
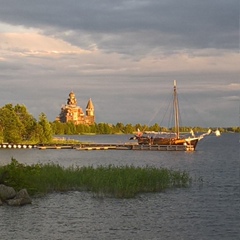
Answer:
xmin=0 ymin=0 xmax=239 ymax=127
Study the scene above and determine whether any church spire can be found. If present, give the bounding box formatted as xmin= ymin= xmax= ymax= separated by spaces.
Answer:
xmin=86 ymin=98 xmax=94 ymax=116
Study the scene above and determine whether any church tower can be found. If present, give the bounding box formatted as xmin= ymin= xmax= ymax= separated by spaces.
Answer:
xmin=85 ymin=98 xmax=95 ymax=124
xmin=86 ymin=98 xmax=94 ymax=116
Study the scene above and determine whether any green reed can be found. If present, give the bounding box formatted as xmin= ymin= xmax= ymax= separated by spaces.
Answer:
xmin=0 ymin=158 xmax=191 ymax=198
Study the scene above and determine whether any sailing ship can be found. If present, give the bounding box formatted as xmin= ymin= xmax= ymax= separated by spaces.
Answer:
xmin=130 ymin=80 xmax=220 ymax=151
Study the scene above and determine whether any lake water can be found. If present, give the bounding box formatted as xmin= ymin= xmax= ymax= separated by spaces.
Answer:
xmin=0 ymin=134 xmax=239 ymax=240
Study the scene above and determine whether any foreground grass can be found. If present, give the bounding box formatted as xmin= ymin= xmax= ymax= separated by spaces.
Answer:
xmin=0 ymin=158 xmax=191 ymax=198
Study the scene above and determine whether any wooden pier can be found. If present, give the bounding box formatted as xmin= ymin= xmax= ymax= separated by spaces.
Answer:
xmin=75 ymin=143 xmax=133 ymax=151
xmin=38 ymin=145 xmax=75 ymax=150
xmin=75 ymin=143 xmax=194 ymax=151
xmin=0 ymin=142 xmax=194 ymax=151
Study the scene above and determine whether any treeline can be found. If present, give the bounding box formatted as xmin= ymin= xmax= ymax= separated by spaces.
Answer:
xmin=51 ymin=122 xmax=240 ymax=135
xmin=0 ymin=104 xmax=239 ymax=144
xmin=51 ymin=122 xmax=166 ymax=135
xmin=50 ymin=121 xmax=222 ymax=135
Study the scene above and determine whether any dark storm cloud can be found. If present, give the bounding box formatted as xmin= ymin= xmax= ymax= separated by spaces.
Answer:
xmin=0 ymin=0 xmax=238 ymax=56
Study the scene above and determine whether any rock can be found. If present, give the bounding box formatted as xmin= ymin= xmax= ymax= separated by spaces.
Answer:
xmin=0 ymin=198 xmax=2 ymax=206
xmin=16 ymin=188 xmax=32 ymax=205
xmin=0 ymin=184 xmax=16 ymax=200
xmin=6 ymin=189 xmax=32 ymax=206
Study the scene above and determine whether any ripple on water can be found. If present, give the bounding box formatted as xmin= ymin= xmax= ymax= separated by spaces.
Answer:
xmin=0 ymin=134 xmax=239 ymax=240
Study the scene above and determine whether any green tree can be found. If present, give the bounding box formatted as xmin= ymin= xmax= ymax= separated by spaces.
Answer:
xmin=75 ymin=124 xmax=91 ymax=134
xmin=89 ymin=123 xmax=97 ymax=133
xmin=38 ymin=113 xmax=53 ymax=143
xmin=124 ymin=124 xmax=134 ymax=134
xmin=51 ymin=121 xmax=65 ymax=135
xmin=115 ymin=122 xmax=125 ymax=133
xmin=0 ymin=105 xmax=24 ymax=143
xmin=149 ymin=123 xmax=160 ymax=132
xmin=13 ymin=104 xmax=37 ymax=141
xmin=64 ymin=122 xmax=76 ymax=135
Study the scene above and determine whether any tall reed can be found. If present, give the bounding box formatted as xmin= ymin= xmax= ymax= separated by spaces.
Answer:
xmin=0 ymin=158 xmax=191 ymax=198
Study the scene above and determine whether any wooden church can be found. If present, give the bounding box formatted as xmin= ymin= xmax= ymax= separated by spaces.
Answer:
xmin=56 ymin=91 xmax=95 ymax=125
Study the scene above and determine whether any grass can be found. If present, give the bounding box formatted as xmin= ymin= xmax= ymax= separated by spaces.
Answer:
xmin=0 ymin=158 xmax=191 ymax=198
xmin=50 ymin=137 xmax=81 ymax=144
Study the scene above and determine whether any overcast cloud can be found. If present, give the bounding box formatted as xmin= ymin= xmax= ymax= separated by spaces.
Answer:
xmin=0 ymin=0 xmax=239 ymax=127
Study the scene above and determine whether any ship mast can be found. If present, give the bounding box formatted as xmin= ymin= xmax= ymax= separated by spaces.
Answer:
xmin=173 ymin=80 xmax=180 ymax=139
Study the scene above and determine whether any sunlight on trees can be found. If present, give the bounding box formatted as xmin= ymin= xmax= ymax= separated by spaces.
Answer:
xmin=0 ymin=103 xmax=238 ymax=143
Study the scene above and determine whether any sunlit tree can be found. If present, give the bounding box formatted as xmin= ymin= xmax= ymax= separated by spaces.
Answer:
xmin=38 ymin=113 xmax=53 ymax=143
xmin=0 ymin=105 xmax=24 ymax=143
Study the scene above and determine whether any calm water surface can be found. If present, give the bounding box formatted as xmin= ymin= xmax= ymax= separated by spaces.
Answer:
xmin=0 ymin=134 xmax=239 ymax=240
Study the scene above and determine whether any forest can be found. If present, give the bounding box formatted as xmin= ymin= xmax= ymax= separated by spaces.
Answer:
xmin=0 ymin=104 xmax=239 ymax=144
